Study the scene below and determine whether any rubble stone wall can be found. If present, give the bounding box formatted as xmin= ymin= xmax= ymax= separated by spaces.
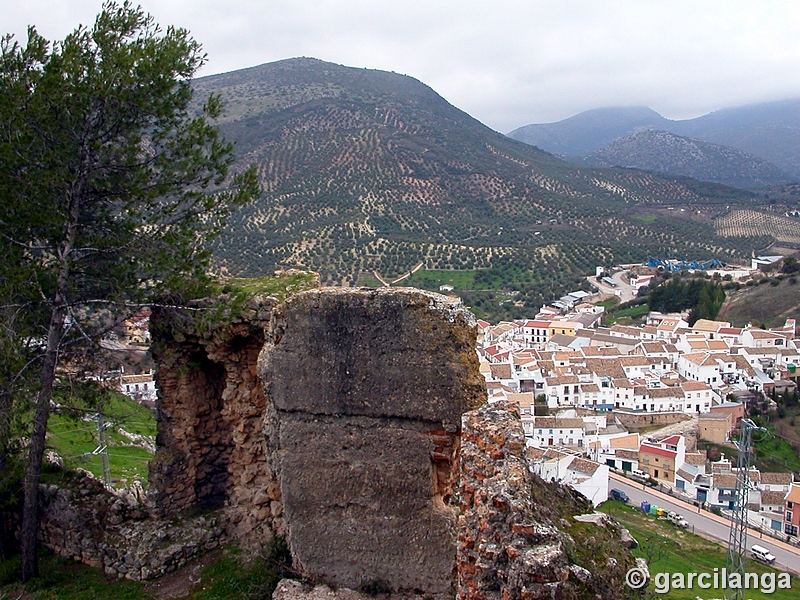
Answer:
xmin=38 ymin=473 xmax=225 ymax=580
xmin=459 ymin=401 xmax=641 ymax=600
xmin=148 ymin=298 xmax=282 ymax=542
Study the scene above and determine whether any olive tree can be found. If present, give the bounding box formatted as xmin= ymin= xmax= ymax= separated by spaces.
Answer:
xmin=0 ymin=1 xmax=258 ymax=579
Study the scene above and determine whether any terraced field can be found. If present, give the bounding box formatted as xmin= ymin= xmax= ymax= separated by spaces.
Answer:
xmin=196 ymin=58 xmax=787 ymax=318
xmin=714 ymin=210 xmax=800 ymax=248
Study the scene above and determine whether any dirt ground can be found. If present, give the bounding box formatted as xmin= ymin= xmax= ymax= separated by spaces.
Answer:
xmin=142 ymin=551 xmax=220 ymax=599
xmin=642 ymin=414 xmax=700 ymax=450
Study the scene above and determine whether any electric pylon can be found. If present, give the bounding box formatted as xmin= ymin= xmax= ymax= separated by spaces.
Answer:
xmin=94 ymin=411 xmax=112 ymax=487
xmin=724 ymin=418 xmax=763 ymax=600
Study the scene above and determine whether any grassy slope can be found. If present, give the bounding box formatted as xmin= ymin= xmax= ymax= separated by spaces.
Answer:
xmin=46 ymin=392 xmax=156 ymax=485
xmin=717 ymin=276 xmax=800 ymax=328
xmin=602 ymin=500 xmax=799 ymax=600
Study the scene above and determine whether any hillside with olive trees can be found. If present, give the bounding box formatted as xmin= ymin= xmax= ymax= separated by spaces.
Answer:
xmin=197 ymin=58 xmax=796 ymax=319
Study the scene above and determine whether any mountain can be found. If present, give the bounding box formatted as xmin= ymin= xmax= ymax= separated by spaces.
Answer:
xmin=507 ymin=100 xmax=800 ymax=182
xmin=668 ymin=99 xmax=800 ymax=179
xmin=583 ymin=130 xmax=792 ymax=189
xmin=507 ymin=106 xmax=671 ymax=157
xmin=194 ymin=58 xmax=787 ymax=317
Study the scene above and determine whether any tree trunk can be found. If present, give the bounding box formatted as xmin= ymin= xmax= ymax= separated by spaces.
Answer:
xmin=20 ymin=305 xmax=65 ymax=581
xmin=19 ymin=167 xmax=81 ymax=581
xmin=0 ymin=391 xmax=10 ymax=560
xmin=0 ymin=460 xmax=6 ymax=560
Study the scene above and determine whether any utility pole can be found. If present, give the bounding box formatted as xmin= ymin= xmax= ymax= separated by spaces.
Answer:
xmin=94 ymin=411 xmax=112 ymax=487
xmin=724 ymin=418 xmax=763 ymax=600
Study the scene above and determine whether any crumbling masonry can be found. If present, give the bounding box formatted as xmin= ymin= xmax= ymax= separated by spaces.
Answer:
xmin=37 ymin=287 xmax=641 ymax=599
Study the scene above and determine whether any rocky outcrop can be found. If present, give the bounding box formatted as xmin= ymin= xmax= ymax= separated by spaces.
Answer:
xmin=260 ymin=288 xmax=485 ymax=597
xmin=458 ymin=400 xmax=642 ymax=599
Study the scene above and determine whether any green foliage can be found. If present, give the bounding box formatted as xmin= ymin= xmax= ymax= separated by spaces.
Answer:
xmin=0 ymin=0 xmax=261 ymax=345
xmin=0 ymin=5 xmax=259 ymax=310
xmin=403 ymin=265 xmax=588 ymax=321
xmin=781 ymin=255 xmax=800 ymax=274
xmin=647 ymin=277 xmax=725 ymax=325
xmin=0 ymin=1 xmax=259 ymax=579
xmin=534 ymin=394 xmax=549 ymax=416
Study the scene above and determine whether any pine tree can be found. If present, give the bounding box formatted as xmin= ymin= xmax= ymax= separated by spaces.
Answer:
xmin=0 ymin=2 xmax=259 ymax=579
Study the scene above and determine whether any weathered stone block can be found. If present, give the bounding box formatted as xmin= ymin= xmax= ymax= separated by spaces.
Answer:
xmin=263 ymin=287 xmax=484 ymax=422
xmin=261 ymin=288 xmax=483 ymax=597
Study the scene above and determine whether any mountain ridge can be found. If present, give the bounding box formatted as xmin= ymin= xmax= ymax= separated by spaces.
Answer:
xmin=508 ymin=106 xmax=672 ymax=157
xmin=508 ymin=100 xmax=800 ymax=182
xmin=583 ymin=129 xmax=792 ymax=189
xmin=191 ymin=58 xmax=794 ymax=319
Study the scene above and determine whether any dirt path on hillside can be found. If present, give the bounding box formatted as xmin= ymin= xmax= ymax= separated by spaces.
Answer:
xmin=143 ymin=551 xmax=220 ymax=599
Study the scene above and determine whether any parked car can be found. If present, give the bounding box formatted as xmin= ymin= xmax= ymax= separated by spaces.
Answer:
xmin=610 ymin=488 xmax=629 ymax=503
xmin=750 ymin=544 xmax=776 ymax=564
xmin=630 ymin=469 xmax=648 ymax=481
xmin=665 ymin=511 xmax=689 ymax=528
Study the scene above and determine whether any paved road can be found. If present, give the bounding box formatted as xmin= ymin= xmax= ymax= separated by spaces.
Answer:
xmin=609 ymin=477 xmax=800 ymax=577
xmin=610 ymin=270 xmax=636 ymax=303
xmin=99 ymin=339 xmax=148 ymax=355
xmin=587 ymin=270 xmax=636 ymax=303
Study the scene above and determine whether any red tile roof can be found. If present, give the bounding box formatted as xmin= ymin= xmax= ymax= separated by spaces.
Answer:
xmin=786 ymin=484 xmax=800 ymax=504
xmin=639 ymin=444 xmax=676 ymax=458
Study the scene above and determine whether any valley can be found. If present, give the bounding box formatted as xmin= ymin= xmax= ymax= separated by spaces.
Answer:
xmin=190 ymin=59 xmax=798 ymax=322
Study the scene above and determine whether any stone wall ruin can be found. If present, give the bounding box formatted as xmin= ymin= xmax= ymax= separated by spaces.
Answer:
xmin=148 ymin=298 xmax=282 ymax=541
xmin=145 ymin=288 xmax=485 ymax=596
xmin=35 ymin=287 xmax=641 ymax=599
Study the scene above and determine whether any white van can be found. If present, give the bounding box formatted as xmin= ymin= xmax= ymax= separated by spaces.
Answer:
xmin=750 ymin=544 xmax=776 ymax=564
xmin=666 ymin=511 xmax=689 ymax=528
xmin=631 ymin=469 xmax=648 ymax=481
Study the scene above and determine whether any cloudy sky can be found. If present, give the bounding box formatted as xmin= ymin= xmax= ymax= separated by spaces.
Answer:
xmin=4 ymin=1 xmax=800 ymax=133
